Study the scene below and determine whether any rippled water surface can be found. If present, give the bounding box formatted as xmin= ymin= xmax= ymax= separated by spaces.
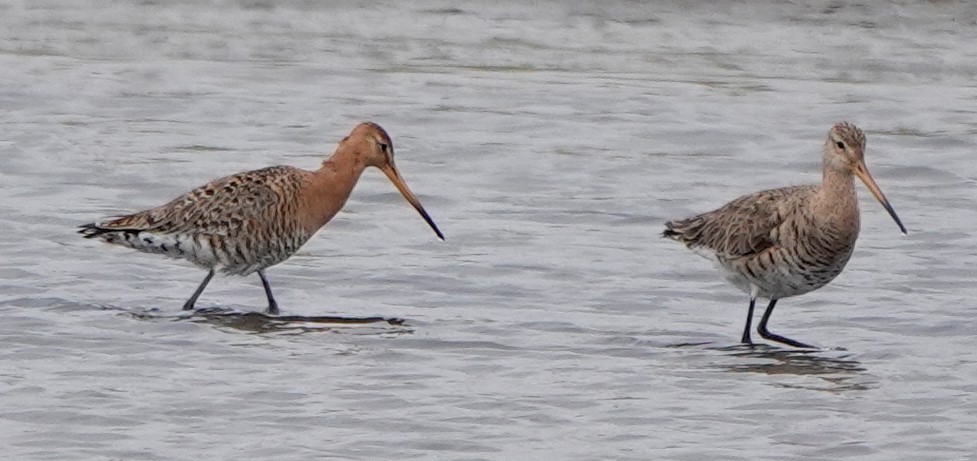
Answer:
xmin=2 ymin=1 xmax=977 ymax=459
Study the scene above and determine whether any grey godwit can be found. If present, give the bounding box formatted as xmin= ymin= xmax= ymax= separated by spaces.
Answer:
xmin=80 ymin=122 xmax=444 ymax=315
xmin=662 ymin=122 xmax=906 ymax=348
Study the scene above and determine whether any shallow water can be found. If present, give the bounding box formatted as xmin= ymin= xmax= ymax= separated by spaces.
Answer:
xmin=2 ymin=1 xmax=977 ymax=459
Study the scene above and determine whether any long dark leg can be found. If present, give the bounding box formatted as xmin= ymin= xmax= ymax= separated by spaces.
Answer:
xmin=183 ymin=269 xmax=215 ymax=311
xmin=741 ymin=296 xmax=757 ymax=344
xmin=757 ymin=299 xmax=814 ymax=348
xmin=258 ymin=270 xmax=279 ymax=315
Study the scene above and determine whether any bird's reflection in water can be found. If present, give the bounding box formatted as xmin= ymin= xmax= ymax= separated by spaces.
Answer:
xmin=714 ymin=343 xmax=870 ymax=392
xmin=129 ymin=306 xmax=412 ymax=336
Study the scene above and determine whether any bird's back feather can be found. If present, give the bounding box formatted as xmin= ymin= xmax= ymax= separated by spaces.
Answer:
xmin=79 ymin=165 xmax=313 ymax=275
xmin=663 ymin=185 xmax=815 ymax=259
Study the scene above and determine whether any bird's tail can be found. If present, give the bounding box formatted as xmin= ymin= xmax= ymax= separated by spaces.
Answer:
xmin=661 ymin=220 xmax=684 ymax=240
xmin=78 ymin=214 xmax=147 ymax=240
xmin=79 ymin=222 xmax=129 ymax=239
xmin=79 ymin=217 xmax=192 ymax=260
xmin=78 ymin=219 xmax=147 ymax=251
xmin=661 ymin=217 xmax=706 ymax=246
xmin=661 ymin=224 xmax=681 ymax=239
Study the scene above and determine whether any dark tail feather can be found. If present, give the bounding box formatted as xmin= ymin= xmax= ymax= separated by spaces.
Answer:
xmin=78 ymin=222 xmax=106 ymax=238
xmin=661 ymin=221 xmax=682 ymax=239
xmin=78 ymin=222 xmax=140 ymax=239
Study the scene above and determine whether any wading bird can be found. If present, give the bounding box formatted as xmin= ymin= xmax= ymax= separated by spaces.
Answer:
xmin=80 ymin=122 xmax=443 ymax=314
xmin=663 ymin=122 xmax=905 ymax=348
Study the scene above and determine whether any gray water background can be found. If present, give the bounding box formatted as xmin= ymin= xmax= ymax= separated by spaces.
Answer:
xmin=1 ymin=1 xmax=977 ymax=459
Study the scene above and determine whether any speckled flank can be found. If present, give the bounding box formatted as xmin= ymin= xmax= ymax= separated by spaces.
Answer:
xmin=663 ymin=122 xmax=905 ymax=348
xmin=79 ymin=122 xmax=443 ymax=313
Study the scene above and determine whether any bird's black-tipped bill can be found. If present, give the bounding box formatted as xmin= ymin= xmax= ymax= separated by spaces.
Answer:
xmin=381 ymin=164 xmax=445 ymax=241
xmin=853 ymin=162 xmax=907 ymax=235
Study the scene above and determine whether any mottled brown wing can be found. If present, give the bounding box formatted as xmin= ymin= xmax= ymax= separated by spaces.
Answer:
xmin=663 ymin=185 xmax=813 ymax=259
xmin=98 ymin=166 xmax=300 ymax=237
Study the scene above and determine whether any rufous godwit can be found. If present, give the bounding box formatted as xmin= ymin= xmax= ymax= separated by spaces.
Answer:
xmin=80 ymin=122 xmax=443 ymax=315
xmin=662 ymin=122 xmax=906 ymax=348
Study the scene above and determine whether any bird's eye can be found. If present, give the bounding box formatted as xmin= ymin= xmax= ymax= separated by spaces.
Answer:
xmin=378 ymin=142 xmax=389 ymax=153
xmin=835 ymin=141 xmax=845 ymax=149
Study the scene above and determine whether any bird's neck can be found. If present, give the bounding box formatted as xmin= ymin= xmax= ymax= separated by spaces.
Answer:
xmin=298 ymin=149 xmax=369 ymax=233
xmin=814 ymin=166 xmax=860 ymax=236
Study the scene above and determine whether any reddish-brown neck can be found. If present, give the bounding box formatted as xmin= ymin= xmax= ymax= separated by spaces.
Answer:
xmin=297 ymin=149 xmax=369 ymax=234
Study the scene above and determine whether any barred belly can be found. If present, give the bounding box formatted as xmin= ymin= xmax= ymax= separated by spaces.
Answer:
xmin=720 ymin=243 xmax=855 ymax=299
xmin=130 ymin=230 xmax=313 ymax=276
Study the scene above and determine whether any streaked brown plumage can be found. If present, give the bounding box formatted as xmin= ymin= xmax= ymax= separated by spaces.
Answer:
xmin=80 ymin=122 xmax=444 ymax=314
xmin=663 ymin=122 xmax=906 ymax=348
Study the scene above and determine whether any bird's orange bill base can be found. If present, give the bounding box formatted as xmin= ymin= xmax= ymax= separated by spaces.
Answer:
xmin=852 ymin=160 xmax=907 ymax=235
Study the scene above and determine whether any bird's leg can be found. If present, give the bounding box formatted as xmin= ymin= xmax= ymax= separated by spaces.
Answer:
xmin=741 ymin=296 xmax=757 ymax=344
xmin=258 ymin=270 xmax=279 ymax=315
xmin=757 ymin=299 xmax=815 ymax=348
xmin=183 ymin=269 xmax=215 ymax=311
